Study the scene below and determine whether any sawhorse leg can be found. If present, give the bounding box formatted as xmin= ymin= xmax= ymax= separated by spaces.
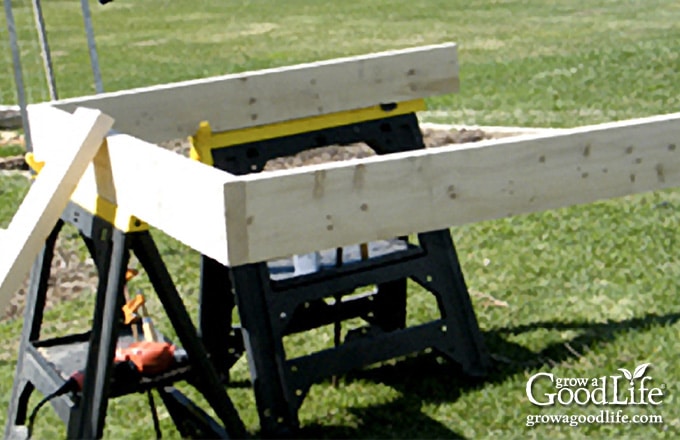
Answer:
xmin=68 ymin=227 xmax=125 ymax=438
xmin=414 ymin=230 xmax=491 ymax=376
xmin=230 ymin=263 xmax=296 ymax=437
xmin=199 ymin=256 xmax=237 ymax=375
xmin=72 ymin=228 xmax=246 ymax=438
xmin=133 ymin=233 xmax=246 ymax=438
xmin=5 ymin=222 xmax=63 ymax=439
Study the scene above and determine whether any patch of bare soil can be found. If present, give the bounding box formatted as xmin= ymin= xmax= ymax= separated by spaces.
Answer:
xmin=1 ymin=126 xmax=493 ymax=320
xmin=4 ymin=236 xmax=98 ymax=320
xmin=0 ymin=156 xmax=27 ymax=171
xmin=0 ymin=130 xmax=27 ymax=171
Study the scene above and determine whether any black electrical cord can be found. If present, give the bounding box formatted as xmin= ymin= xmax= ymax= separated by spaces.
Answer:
xmin=27 ymin=368 xmax=162 ymax=438
xmin=27 ymin=374 xmax=81 ymax=438
xmin=147 ymin=389 xmax=163 ymax=439
xmin=26 ymin=392 xmax=57 ymax=438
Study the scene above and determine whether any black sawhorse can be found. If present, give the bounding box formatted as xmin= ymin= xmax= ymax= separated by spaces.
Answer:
xmin=193 ymin=102 xmax=492 ymax=436
xmin=5 ymin=202 xmax=246 ymax=439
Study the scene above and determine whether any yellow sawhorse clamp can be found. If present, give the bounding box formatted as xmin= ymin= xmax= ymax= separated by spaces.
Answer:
xmin=189 ymin=99 xmax=426 ymax=165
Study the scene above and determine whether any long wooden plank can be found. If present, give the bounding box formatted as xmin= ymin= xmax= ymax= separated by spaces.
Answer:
xmin=0 ymin=108 xmax=113 ymax=313
xmin=232 ymin=113 xmax=680 ymax=265
xmin=45 ymin=43 xmax=458 ymax=143
xmin=28 ymin=105 xmax=237 ymax=266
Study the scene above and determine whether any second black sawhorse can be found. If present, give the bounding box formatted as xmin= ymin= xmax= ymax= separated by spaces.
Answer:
xmin=5 ymin=202 xmax=246 ymax=439
xmin=192 ymin=99 xmax=492 ymax=436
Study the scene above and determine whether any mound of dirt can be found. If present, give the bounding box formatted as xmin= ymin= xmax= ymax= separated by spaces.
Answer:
xmin=159 ymin=126 xmax=492 ymax=170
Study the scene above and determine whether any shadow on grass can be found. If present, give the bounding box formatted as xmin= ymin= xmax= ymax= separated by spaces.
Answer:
xmin=299 ymin=396 xmax=465 ymax=439
xmin=316 ymin=311 xmax=680 ymax=433
xmin=488 ymin=311 xmax=680 ymax=372
xmin=227 ymin=312 xmax=677 ymax=438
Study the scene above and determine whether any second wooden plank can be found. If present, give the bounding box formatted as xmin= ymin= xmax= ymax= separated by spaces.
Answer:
xmin=46 ymin=43 xmax=458 ymax=143
xmin=232 ymin=112 xmax=680 ymax=264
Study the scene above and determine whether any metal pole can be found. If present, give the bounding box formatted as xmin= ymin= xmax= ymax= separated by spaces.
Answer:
xmin=3 ymin=0 xmax=33 ymax=152
xmin=79 ymin=0 xmax=104 ymax=94
xmin=31 ymin=0 xmax=58 ymax=100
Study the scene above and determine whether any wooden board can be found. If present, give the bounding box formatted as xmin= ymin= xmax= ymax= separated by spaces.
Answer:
xmin=44 ymin=43 xmax=458 ymax=143
xmin=0 ymin=108 xmax=113 ymax=313
xmin=233 ymin=113 xmax=680 ymax=264
xmin=28 ymin=105 xmax=237 ymax=266
xmin=27 ymin=107 xmax=680 ymax=268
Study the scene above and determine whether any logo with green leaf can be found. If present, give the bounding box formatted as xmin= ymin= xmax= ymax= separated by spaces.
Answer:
xmin=618 ymin=363 xmax=651 ymax=386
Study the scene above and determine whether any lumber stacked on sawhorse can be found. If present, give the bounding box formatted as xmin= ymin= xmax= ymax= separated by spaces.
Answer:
xmin=20 ymin=42 xmax=491 ymax=437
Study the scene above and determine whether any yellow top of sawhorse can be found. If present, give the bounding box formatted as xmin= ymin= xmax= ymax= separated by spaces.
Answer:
xmin=189 ymin=99 xmax=425 ymax=166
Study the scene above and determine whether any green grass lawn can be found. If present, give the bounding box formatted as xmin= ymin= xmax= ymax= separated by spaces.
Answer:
xmin=1 ymin=0 xmax=680 ymax=438
xmin=0 ymin=144 xmax=23 ymax=158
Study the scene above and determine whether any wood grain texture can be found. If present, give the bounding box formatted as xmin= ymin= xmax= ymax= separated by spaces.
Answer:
xmin=45 ymin=43 xmax=458 ymax=143
xmin=0 ymin=108 xmax=113 ymax=312
xmin=233 ymin=113 xmax=680 ymax=265
xmin=29 ymin=105 xmax=237 ymax=266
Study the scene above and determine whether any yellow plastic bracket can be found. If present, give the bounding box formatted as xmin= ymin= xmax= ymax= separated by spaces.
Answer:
xmin=24 ymin=153 xmax=45 ymax=178
xmin=189 ymin=121 xmax=215 ymax=166
xmin=189 ymin=99 xmax=426 ymax=165
xmin=83 ymin=196 xmax=149 ymax=233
